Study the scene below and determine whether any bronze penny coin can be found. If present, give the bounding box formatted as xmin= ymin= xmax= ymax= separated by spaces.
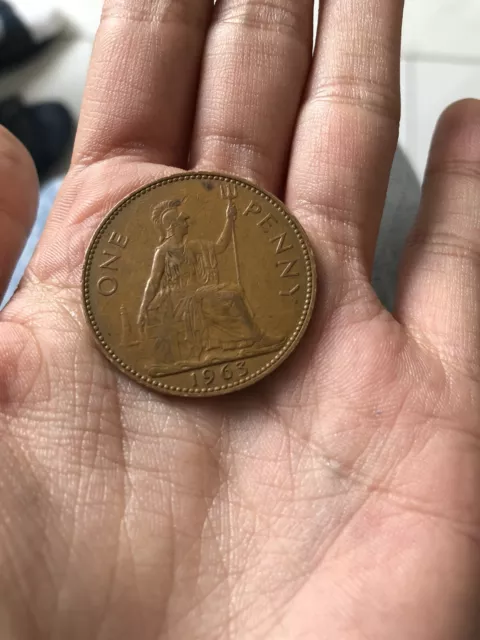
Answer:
xmin=82 ymin=172 xmax=317 ymax=397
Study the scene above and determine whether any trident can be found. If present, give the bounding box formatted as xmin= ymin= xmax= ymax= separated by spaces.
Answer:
xmin=220 ymin=183 xmax=242 ymax=288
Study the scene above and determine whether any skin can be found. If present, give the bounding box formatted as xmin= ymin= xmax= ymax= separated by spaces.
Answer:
xmin=0 ymin=0 xmax=480 ymax=638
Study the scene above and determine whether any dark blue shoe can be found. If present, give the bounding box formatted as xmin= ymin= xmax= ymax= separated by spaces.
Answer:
xmin=0 ymin=97 xmax=74 ymax=180
xmin=0 ymin=0 xmax=65 ymax=73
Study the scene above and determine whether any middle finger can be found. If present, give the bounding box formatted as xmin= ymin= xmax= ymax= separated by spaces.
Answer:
xmin=191 ymin=0 xmax=314 ymax=194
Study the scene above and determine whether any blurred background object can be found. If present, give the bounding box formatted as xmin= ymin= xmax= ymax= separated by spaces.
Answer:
xmin=374 ymin=149 xmax=421 ymax=311
xmin=0 ymin=0 xmax=64 ymax=72
xmin=0 ymin=0 xmax=74 ymax=178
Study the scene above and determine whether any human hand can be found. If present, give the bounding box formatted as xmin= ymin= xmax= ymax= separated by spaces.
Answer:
xmin=1 ymin=1 xmax=479 ymax=638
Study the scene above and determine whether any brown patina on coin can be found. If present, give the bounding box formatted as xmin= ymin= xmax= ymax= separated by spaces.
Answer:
xmin=82 ymin=172 xmax=317 ymax=397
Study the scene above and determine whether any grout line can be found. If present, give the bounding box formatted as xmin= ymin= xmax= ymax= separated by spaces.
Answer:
xmin=402 ymin=52 xmax=480 ymax=65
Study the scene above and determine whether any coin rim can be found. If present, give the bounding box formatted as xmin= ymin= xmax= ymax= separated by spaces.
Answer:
xmin=82 ymin=171 xmax=317 ymax=398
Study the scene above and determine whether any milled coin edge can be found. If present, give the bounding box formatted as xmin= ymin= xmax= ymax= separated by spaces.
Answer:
xmin=82 ymin=171 xmax=317 ymax=398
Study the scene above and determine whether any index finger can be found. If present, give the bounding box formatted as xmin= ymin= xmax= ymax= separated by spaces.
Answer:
xmin=73 ymin=0 xmax=213 ymax=169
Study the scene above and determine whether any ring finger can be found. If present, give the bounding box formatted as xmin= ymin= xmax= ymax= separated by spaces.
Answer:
xmin=287 ymin=0 xmax=404 ymax=291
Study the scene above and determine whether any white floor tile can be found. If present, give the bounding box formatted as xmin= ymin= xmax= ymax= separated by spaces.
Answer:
xmin=401 ymin=60 xmax=480 ymax=179
xmin=402 ymin=0 xmax=480 ymax=58
xmin=57 ymin=0 xmax=102 ymax=41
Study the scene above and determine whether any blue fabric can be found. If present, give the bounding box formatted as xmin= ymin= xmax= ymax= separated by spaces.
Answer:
xmin=2 ymin=176 xmax=62 ymax=307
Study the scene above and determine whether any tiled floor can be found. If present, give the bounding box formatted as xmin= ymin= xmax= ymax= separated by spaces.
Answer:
xmin=4 ymin=0 xmax=480 ymax=182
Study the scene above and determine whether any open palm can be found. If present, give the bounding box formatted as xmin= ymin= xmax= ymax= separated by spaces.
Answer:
xmin=1 ymin=0 xmax=479 ymax=638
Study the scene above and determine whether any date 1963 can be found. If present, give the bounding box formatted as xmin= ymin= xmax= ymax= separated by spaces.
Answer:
xmin=191 ymin=361 xmax=249 ymax=388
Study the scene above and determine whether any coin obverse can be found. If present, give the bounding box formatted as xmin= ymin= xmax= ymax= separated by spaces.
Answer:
xmin=82 ymin=172 xmax=317 ymax=397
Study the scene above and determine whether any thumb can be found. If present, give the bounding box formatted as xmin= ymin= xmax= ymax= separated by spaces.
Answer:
xmin=0 ymin=126 xmax=39 ymax=302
